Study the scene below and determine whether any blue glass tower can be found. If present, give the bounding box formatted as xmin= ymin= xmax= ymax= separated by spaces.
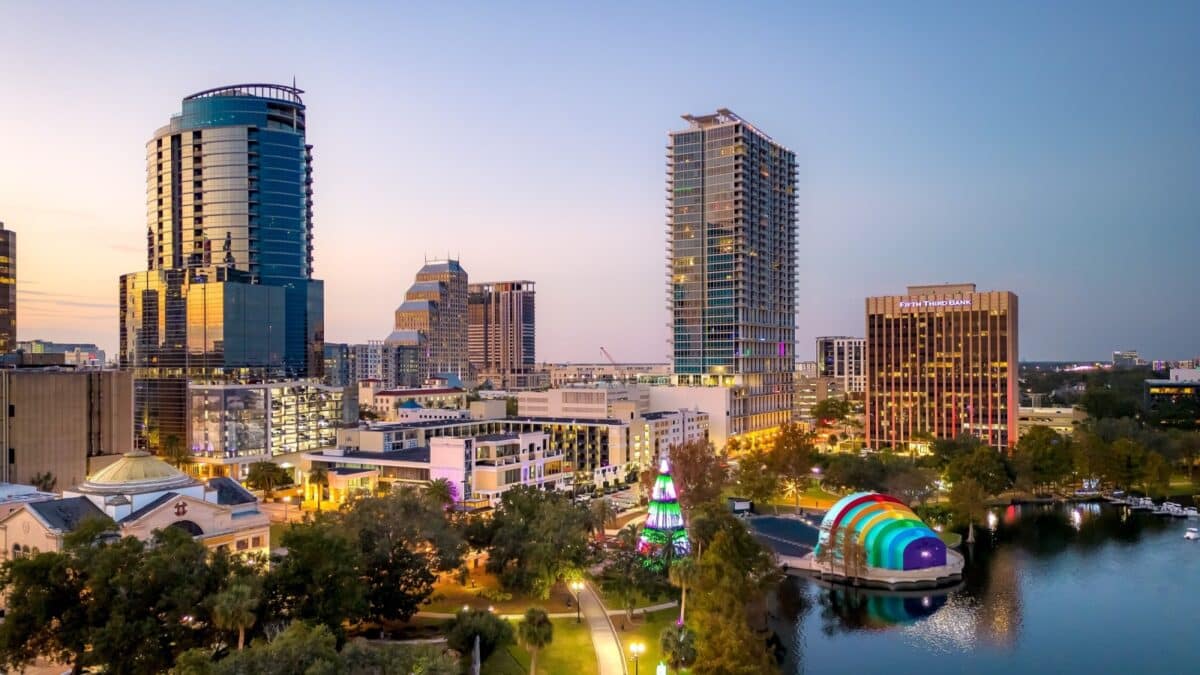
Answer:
xmin=120 ymin=84 xmax=323 ymax=450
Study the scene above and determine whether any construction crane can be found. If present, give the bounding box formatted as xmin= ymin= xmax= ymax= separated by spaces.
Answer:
xmin=599 ymin=346 xmax=618 ymax=366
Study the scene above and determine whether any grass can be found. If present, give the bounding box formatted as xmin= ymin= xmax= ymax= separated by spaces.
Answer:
xmin=423 ymin=568 xmax=573 ymax=615
xmin=938 ymin=531 xmax=963 ymax=548
xmin=268 ymin=522 xmax=289 ymax=548
xmin=483 ymin=618 xmax=598 ymax=675
xmin=764 ymin=485 xmax=843 ymax=511
xmin=614 ymin=607 xmax=686 ymax=674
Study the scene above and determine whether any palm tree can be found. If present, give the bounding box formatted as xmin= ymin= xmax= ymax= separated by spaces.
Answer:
xmin=426 ymin=477 xmax=456 ymax=507
xmin=590 ymin=498 xmax=617 ymax=540
xmin=308 ymin=465 xmax=329 ymax=512
xmin=517 ymin=607 xmax=553 ymax=675
xmin=29 ymin=472 xmax=56 ymax=493
xmin=659 ymin=622 xmax=696 ymax=674
xmin=667 ymin=557 xmax=698 ymax=624
xmin=212 ymin=583 xmax=258 ymax=651
xmin=246 ymin=461 xmax=290 ymax=500
xmin=160 ymin=433 xmax=192 ymax=470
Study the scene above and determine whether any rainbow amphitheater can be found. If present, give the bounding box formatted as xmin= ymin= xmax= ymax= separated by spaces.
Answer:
xmin=792 ymin=491 xmax=964 ymax=587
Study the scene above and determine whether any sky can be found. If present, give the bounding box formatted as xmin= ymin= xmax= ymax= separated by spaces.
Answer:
xmin=1 ymin=1 xmax=1197 ymax=363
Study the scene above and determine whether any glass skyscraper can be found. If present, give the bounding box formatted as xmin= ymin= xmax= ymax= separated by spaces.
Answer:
xmin=667 ymin=109 xmax=797 ymax=439
xmin=120 ymin=84 xmax=323 ymax=450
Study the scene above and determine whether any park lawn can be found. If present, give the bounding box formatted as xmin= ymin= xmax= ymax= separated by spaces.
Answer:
xmin=765 ymin=485 xmax=843 ymax=511
xmin=423 ymin=568 xmax=573 ymax=615
xmin=268 ymin=522 xmax=288 ymax=548
xmin=593 ymin=583 xmax=677 ymax=615
xmin=615 ymin=607 xmax=688 ymax=674
xmin=485 ymin=618 xmax=597 ymax=675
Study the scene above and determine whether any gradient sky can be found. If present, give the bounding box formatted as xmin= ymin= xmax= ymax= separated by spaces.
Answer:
xmin=1 ymin=1 xmax=1197 ymax=363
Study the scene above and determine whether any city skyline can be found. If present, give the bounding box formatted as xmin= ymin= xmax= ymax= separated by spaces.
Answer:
xmin=2 ymin=2 xmax=1198 ymax=362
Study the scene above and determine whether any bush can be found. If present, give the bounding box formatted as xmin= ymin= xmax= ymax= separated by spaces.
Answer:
xmin=444 ymin=609 xmax=514 ymax=662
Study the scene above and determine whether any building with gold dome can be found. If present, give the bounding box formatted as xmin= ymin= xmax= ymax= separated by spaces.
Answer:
xmin=0 ymin=451 xmax=269 ymax=562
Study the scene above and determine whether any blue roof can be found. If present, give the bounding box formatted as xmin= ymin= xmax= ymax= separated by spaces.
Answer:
xmin=419 ymin=260 xmax=464 ymax=274
xmin=28 ymin=497 xmax=110 ymax=532
xmin=399 ymin=399 xmax=424 ymax=409
xmin=120 ymin=492 xmax=177 ymax=524
xmin=207 ymin=477 xmax=258 ymax=505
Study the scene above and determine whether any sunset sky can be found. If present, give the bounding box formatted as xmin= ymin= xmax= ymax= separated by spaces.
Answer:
xmin=1 ymin=1 xmax=1197 ymax=362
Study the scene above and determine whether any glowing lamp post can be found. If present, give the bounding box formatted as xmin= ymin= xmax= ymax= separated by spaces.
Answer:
xmin=629 ymin=641 xmax=645 ymax=675
xmin=570 ymin=580 xmax=585 ymax=623
xmin=282 ymin=495 xmax=292 ymax=521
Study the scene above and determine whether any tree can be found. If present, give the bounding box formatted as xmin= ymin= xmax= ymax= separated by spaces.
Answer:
xmin=0 ymin=549 xmax=87 ymax=671
xmin=178 ymin=621 xmax=341 ymax=675
xmin=161 ymin=433 xmax=192 ymax=470
xmin=1012 ymin=426 xmax=1073 ymax=494
xmin=771 ymin=424 xmax=816 ymax=511
xmin=601 ymin=526 xmax=665 ymax=623
xmin=659 ymin=622 xmax=697 ymax=674
xmin=308 ymin=464 xmax=330 ymax=512
xmin=734 ymin=448 xmax=779 ymax=514
xmin=246 ymin=461 xmax=292 ymax=499
xmin=947 ymin=446 xmax=1012 ymax=496
xmin=484 ymin=485 xmax=592 ymax=598
xmin=28 ymin=471 xmax=56 ymax=492
xmin=668 ymin=556 xmax=699 ymax=624
xmin=811 ymin=397 xmax=851 ymax=428
xmin=212 ymin=582 xmax=258 ymax=651
xmin=882 ymin=465 xmax=937 ymax=505
xmin=1141 ymin=451 xmax=1172 ymax=498
xmin=690 ymin=528 xmax=779 ymax=675
xmin=425 ymin=477 xmax=457 ymax=507
xmin=590 ymin=497 xmax=618 ymax=539
xmin=445 ymin=609 xmax=514 ymax=663
xmin=949 ymin=477 xmax=988 ymax=544
xmin=264 ymin=519 xmax=366 ymax=642
xmin=341 ymin=488 xmax=466 ymax=624
xmin=668 ymin=439 xmax=727 ymax=516
xmin=1169 ymin=430 xmax=1200 ymax=481
xmin=931 ymin=434 xmax=985 ymax=471
xmin=1105 ymin=438 xmax=1147 ymax=489
xmin=1080 ymin=388 xmax=1140 ymax=421
xmin=517 ymin=608 xmax=553 ymax=675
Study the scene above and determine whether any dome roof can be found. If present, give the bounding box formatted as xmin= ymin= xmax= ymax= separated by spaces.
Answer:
xmin=77 ymin=451 xmax=198 ymax=495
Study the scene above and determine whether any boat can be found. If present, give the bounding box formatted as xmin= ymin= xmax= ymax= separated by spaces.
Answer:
xmin=1184 ymin=507 xmax=1199 ymax=519
xmin=1130 ymin=497 xmax=1155 ymax=511
xmin=1185 ymin=527 xmax=1199 ymax=541
xmin=1107 ymin=490 xmax=1128 ymax=505
xmin=1153 ymin=503 xmax=1187 ymax=517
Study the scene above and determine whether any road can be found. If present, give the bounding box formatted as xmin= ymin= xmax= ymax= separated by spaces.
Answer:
xmin=579 ymin=582 xmax=627 ymax=675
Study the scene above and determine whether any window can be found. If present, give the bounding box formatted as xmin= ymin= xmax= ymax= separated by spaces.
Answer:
xmin=236 ymin=539 xmax=249 ymax=551
xmin=251 ymin=536 xmax=262 ymax=548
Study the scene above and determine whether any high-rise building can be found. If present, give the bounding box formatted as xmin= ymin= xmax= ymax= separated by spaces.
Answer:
xmin=0 ymin=369 xmax=134 ymax=489
xmin=394 ymin=260 xmax=468 ymax=379
xmin=816 ymin=336 xmax=866 ymax=395
xmin=865 ymin=283 xmax=1019 ymax=452
xmin=119 ymin=84 xmax=324 ymax=450
xmin=667 ymin=109 xmax=796 ymax=445
xmin=0 ymin=223 xmax=14 ymax=354
xmin=322 ymin=342 xmax=352 ymax=388
xmin=468 ymin=280 xmax=537 ymax=389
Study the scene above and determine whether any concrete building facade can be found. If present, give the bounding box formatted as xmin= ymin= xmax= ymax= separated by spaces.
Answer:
xmin=0 ymin=369 xmax=134 ymax=489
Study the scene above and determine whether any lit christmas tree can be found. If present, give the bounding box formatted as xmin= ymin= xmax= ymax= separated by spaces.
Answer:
xmin=638 ymin=455 xmax=691 ymax=567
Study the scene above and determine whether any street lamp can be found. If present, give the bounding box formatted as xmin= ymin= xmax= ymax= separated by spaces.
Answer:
xmin=629 ymin=641 xmax=645 ymax=675
xmin=569 ymin=580 xmax=585 ymax=623
xmin=282 ymin=495 xmax=292 ymax=520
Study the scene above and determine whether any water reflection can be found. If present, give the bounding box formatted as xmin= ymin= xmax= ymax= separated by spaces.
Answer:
xmin=770 ymin=503 xmax=1179 ymax=674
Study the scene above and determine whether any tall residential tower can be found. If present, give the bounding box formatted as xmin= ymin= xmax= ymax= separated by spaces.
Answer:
xmin=119 ymin=84 xmax=324 ymax=450
xmin=667 ymin=109 xmax=797 ymax=443
xmin=468 ymin=280 xmax=537 ymax=389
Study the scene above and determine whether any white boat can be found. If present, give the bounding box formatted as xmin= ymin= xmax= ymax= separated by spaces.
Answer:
xmin=1130 ymin=498 xmax=1155 ymax=511
xmin=1184 ymin=507 xmax=1199 ymax=519
xmin=1185 ymin=527 xmax=1199 ymax=540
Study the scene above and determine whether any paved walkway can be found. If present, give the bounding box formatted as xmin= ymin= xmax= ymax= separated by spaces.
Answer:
xmin=415 ymin=600 xmax=677 ymax=621
xmin=579 ymin=582 xmax=627 ymax=675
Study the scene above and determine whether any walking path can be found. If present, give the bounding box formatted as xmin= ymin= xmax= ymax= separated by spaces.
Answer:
xmin=414 ymin=600 xmax=676 ymax=621
xmin=579 ymin=581 xmax=627 ymax=675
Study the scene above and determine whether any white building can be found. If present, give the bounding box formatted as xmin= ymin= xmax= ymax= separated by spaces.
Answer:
xmin=648 ymin=386 xmax=733 ymax=451
xmin=518 ymin=385 xmax=649 ymax=419
xmin=816 ymin=336 xmax=866 ymax=394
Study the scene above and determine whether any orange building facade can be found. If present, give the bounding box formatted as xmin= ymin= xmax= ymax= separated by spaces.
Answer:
xmin=865 ymin=284 xmax=1018 ymax=452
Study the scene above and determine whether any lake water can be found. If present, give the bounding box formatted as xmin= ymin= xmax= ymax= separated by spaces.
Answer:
xmin=765 ymin=503 xmax=1200 ymax=674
